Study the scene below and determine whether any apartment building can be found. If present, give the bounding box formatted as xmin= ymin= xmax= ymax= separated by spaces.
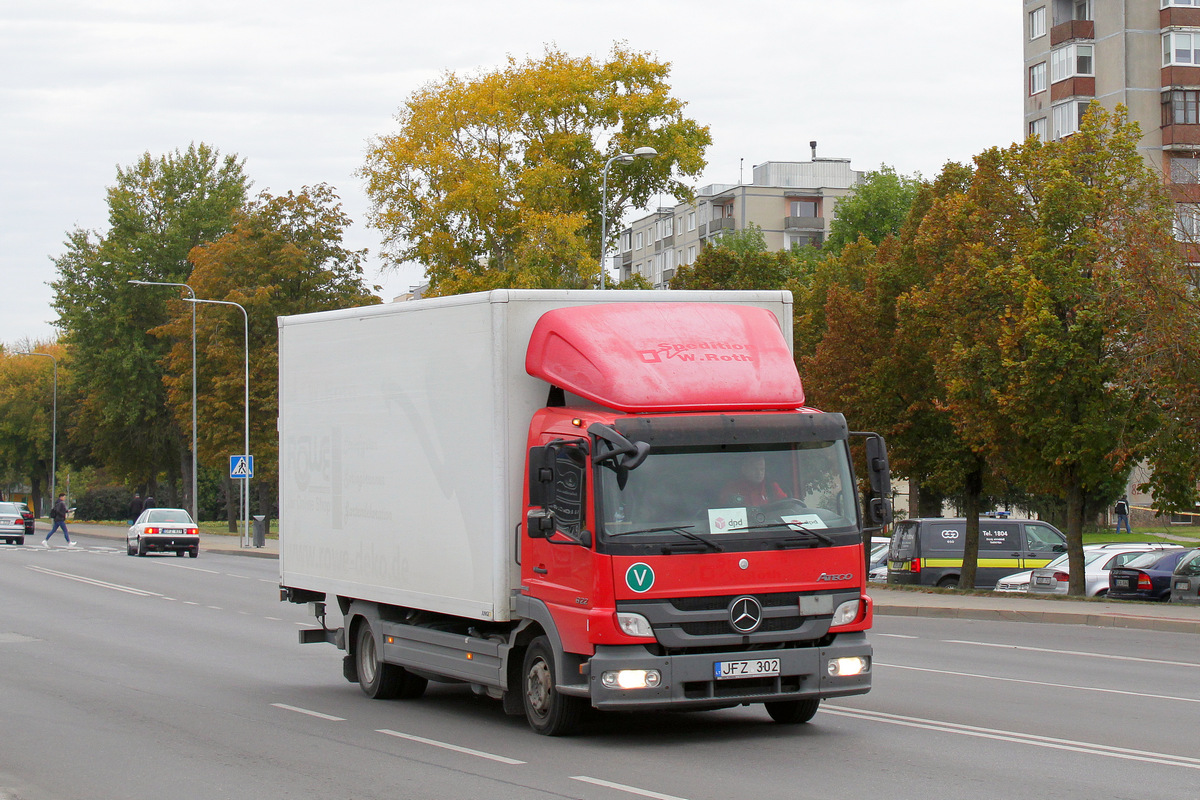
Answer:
xmin=1023 ymin=1 xmax=1200 ymax=216
xmin=616 ymin=154 xmax=862 ymax=288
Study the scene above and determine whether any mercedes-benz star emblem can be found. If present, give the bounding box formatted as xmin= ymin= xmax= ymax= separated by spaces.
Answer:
xmin=728 ymin=595 xmax=763 ymax=633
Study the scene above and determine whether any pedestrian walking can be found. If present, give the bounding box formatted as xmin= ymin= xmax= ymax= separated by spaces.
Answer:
xmin=1114 ymin=497 xmax=1132 ymax=535
xmin=43 ymin=493 xmax=75 ymax=548
xmin=142 ymin=495 xmax=156 ymax=511
xmin=129 ymin=492 xmax=144 ymax=524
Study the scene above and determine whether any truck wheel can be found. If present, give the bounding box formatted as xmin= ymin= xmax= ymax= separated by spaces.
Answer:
xmin=522 ymin=636 xmax=583 ymax=736
xmin=937 ymin=576 xmax=959 ymax=589
xmin=765 ymin=698 xmax=820 ymax=724
xmin=355 ymin=620 xmax=427 ymax=700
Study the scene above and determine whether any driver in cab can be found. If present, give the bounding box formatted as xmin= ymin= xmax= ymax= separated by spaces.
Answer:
xmin=721 ymin=455 xmax=787 ymax=507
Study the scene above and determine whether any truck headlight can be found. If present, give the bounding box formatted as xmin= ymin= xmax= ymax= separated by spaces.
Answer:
xmin=615 ymin=612 xmax=654 ymax=638
xmin=827 ymin=656 xmax=870 ymax=677
xmin=831 ymin=599 xmax=861 ymax=627
xmin=600 ymin=669 xmax=662 ymax=690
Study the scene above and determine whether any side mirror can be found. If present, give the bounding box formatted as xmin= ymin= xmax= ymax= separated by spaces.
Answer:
xmin=865 ymin=435 xmax=891 ymax=496
xmin=869 ymin=497 xmax=893 ymax=526
xmin=528 ymin=445 xmax=556 ymax=508
xmin=526 ymin=508 xmax=555 ymax=538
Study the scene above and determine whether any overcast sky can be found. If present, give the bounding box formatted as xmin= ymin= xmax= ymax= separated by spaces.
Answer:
xmin=0 ymin=1 xmax=1022 ymax=346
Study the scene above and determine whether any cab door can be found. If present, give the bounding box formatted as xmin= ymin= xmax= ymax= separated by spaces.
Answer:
xmin=522 ymin=438 xmax=596 ymax=654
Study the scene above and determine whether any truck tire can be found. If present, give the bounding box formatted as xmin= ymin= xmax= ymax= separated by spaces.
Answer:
xmin=354 ymin=620 xmax=427 ymax=700
xmin=765 ymin=698 xmax=820 ymax=724
xmin=522 ymin=636 xmax=584 ymax=736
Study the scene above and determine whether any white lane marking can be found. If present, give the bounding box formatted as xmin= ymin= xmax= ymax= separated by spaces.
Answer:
xmin=162 ymin=562 xmax=221 ymax=574
xmin=571 ymin=776 xmax=690 ymax=800
xmin=823 ymin=705 xmax=1200 ymax=769
xmin=271 ymin=703 xmax=345 ymax=721
xmin=877 ymin=662 xmax=1200 ymax=704
xmin=265 ymin=616 xmax=282 ymax=621
xmin=206 ymin=606 xmax=223 ymax=610
xmin=223 ymin=573 xmax=252 ymax=579
xmin=183 ymin=601 xmax=199 ymax=606
xmin=943 ymin=639 xmax=1200 ymax=670
xmin=25 ymin=565 xmax=163 ymax=597
xmin=257 ymin=579 xmax=276 ymax=584
xmin=376 ymin=729 xmax=525 ymax=765
xmin=875 ymin=633 xmax=918 ymax=639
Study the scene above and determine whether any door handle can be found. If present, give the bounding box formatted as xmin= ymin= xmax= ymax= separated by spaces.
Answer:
xmin=533 ymin=566 xmax=548 ymax=574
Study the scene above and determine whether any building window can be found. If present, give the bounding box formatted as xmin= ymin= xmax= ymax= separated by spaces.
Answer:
xmin=1029 ymin=62 xmax=1047 ymax=95
xmin=687 ymin=211 xmax=696 ymax=231
xmin=1052 ymin=100 xmax=1089 ymax=138
xmin=663 ymin=216 xmax=673 ymax=237
xmin=1164 ymin=0 xmax=1200 ymax=7
xmin=687 ymin=245 xmax=697 ymax=264
xmin=1171 ymin=155 xmax=1200 ymax=184
xmin=1164 ymin=31 xmax=1200 ymax=66
xmin=1029 ymin=117 xmax=1048 ymax=141
xmin=1051 ymin=44 xmax=1093 ymax=82
xmin=1174 ymin=205 xmax=1200 ymax=240
xmin=621 ymin=230 xmax=632 ymax=252
xmin=1073 ymin=0 xmax=1092 ymax=19
xmin=635 ymin=232 xmax=644 ymax=250
xmin=1164 ymin=89 xmax=1200 ymax=126
xmin=789 ymin=199 xmax=818 ymax=217
xmin=1029 ymin=7 xmax=1046 ymax=39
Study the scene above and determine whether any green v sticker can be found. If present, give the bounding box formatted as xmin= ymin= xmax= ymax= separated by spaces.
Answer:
xmin=626 ymin=562 xmax=655 ymax=593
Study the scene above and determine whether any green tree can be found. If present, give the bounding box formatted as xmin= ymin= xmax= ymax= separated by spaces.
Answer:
xmin=825 ymin=165 xmax=922 ymax=255
xmin=162 ymin=186 xmax=379 ymax=528
xmin=361 ymin=44 xmax=710 ymax=294
xmin=670 ymin=226 xmax=808 ymax=291
xmin=51 ymin=144 xmax=249 ymax=508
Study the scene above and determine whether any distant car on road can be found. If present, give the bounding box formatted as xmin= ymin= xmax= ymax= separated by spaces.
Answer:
xmin=1170 ymin=548 xmax=1200 ymax=605
xmin=0 ymin=501 xmax=27 ymax=545
xmin=1108 ymin=549 xmax=1191 ymax=601
xmin=1027 ymin=543 xmax=1181 ymax=597
xmin=127 ymin=507 xmax=200 ymax=558
xmin=868 ymin=537 xmax=889 ymax=582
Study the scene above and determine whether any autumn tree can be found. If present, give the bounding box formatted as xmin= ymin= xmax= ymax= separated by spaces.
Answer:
xmin=903 ymin=106 xmax=1199 ymax=594
xmin=0 ymin=342 xmax=68 ymax=514
xmin=160 ymin=186 xmax=379 ymax=528
xmin=361 ymin=45 xmax=710 ymax=294
xmin=51 ymin=144 xmax=249 ymax=507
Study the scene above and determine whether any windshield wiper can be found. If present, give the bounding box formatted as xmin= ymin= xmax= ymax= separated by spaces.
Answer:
xmin=724 ymin=523 xmax=835 ymax=546
xmin=607 ymin=525 xmax=724 ymax=552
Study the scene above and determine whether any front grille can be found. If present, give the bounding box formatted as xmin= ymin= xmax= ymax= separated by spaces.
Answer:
xmin=680 ymin=615 xmax=803 ymax=637
xmin=683 ymin=674 xmax=804 ymax=700
xmin=669 ymin=592 xmax=802 ymax=612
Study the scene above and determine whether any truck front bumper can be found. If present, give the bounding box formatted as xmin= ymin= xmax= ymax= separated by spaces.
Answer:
xmin=581 ymin=632 xmax=871 ymax=711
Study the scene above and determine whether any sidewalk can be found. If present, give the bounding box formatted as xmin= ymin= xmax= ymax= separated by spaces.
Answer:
xmin=870 ymin=584 xmax=1200 ymax=635
xmin=36 ymin=520 xmax=278 ymax=559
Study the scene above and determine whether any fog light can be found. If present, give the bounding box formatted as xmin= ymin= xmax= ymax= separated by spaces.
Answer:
xmin=600 ymin=669 xmax=662 ymax=690
xmin=831 ymin=599 xmax=861 ymax=627
xmin=615 ymin=612 xmax=654 ymax=638
xmin=827 ymin=656 xmax=870 ymax=677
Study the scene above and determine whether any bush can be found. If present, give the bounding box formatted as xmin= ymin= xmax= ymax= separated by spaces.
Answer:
xmin=73 ymin=486 xmax=134 ymax=521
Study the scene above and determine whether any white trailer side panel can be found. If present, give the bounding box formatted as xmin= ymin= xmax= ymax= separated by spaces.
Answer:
xmin=278 ymin=289 xmax=793 ymax=621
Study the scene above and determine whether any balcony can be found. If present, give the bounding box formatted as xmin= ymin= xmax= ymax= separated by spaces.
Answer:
xmin=1050 ymin=19 xmax=1093 ymax=46
xmin=708 ymin=217 xmax=736 ymax=233
xmin=785 ymin=215 xmax=824 ymax=231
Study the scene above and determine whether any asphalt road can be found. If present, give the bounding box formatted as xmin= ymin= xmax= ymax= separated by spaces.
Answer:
xmin=2 ymin=531 xmax=1197 ymax=800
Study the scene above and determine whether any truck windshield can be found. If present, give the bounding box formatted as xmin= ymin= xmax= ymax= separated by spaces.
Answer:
xmin=597 ymin=441 xmax=859 ymax=551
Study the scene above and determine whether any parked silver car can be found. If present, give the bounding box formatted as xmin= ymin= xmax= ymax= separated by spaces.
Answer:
xmin=1028 ymin=543 xmax=1182 ymax=597
xmin=1170 ymin=548 xmax=1200 ymax=605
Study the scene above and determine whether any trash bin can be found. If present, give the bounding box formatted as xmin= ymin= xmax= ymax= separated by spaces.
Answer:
xmin=252 ymin=515 xmax=267 ymax=548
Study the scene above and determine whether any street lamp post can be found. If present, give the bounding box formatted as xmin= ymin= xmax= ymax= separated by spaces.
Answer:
xmin=128 ymin=280 xmax=197 ymax=522
xmin=599 ymin=146 xmax=658 ymax=290
xmin=186 ymin=297 xmax=250 ymax=547
xmin=16 ymin=351 xmax=56 ymax=516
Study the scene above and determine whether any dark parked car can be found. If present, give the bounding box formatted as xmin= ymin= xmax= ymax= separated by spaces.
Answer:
xmin=1170 ymin=548 xmax=1200 ymax=605
xmin=1107 ymin=549 xmax=1191 ymax=602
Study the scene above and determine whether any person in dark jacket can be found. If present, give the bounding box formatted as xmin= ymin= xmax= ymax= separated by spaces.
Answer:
xmin=142 ymin=495 xmax=156 ymax=511
xmin=1114 ymin=497 xmax=1132 ymax=535
xmin=129 ymin=493 xmax=144 ymax=525
xmin=43 ymin=493 xmax=74 ymax=548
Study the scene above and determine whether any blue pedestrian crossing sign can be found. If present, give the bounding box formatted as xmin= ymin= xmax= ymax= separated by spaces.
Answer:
xmin=230 ymin=455 xmax=254 ymax=479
